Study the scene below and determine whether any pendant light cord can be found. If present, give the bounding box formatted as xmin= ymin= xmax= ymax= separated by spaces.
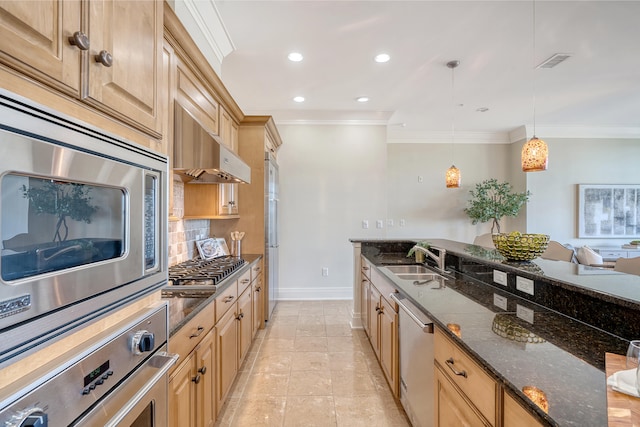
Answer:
xmin=451 ymin=63 xmax=455 ymax=161
xmin=532 ymin=0 xmax=537 ymax=138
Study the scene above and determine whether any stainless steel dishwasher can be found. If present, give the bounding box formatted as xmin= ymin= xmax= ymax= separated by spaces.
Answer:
xmin=390 ymin=293 xmax=434 ymax=427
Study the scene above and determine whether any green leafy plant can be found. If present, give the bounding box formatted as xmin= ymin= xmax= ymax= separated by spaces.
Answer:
xmin=407 ymin=241 xmax=431 ymax=257
xmin=464 ymin=179 xmax=530 ymax=234
xmin=23 ymin=180 xmax=98 ymax=242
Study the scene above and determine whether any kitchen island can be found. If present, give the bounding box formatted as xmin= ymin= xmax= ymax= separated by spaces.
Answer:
xmin=352 ymin=239 xmax=640 ymax=427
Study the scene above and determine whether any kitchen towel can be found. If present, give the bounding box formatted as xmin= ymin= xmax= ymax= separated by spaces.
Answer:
xmin=607 ymin=368 xmax=640 ymax=397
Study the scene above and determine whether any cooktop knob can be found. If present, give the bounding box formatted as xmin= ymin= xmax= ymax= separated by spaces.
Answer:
xmin=131 ymin=330 xmax=155 ymax=355
xmin=5 ymin=408 xmax=47 ymax=427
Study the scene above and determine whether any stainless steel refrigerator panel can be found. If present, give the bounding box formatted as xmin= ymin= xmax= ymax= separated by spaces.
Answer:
xmin=264 ymin=153 xmax=279 ymax=321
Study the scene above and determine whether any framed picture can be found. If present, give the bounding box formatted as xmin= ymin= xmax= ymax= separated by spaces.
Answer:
xmin=196 ymin=238 xmax=222 ymax=260
xmin=214 ymin=237 xmax=230 ymax=256
xmin=578 ymin=184 xmax=640 ymax=238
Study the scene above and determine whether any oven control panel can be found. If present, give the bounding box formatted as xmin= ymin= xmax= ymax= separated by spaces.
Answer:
xmin=0 ymin=304 xmax=168 ymax=426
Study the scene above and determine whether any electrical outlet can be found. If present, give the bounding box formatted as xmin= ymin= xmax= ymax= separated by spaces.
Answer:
xmin=399 ymin=219 xmax=406 ymax=227
xmin=493 ymin=293 xmax=508 ymax=310
xmin=418 ymin=175 xmax=423 ymax=183
xmin=516 ymin=276 xmax=535 ymax=295
xmin=387 ymin=219 xmax=394 ymax=227
xmin=376 ymin=220 xmax=383 ymax=229
xmin=362 ymin=220 xmax=369 ymax=229
xmin=493 ymin=270 xmax=507 ymax=286
xmin=516 ymin=304 xmax=534 ymax=324
xmin=322 ymin=267 xmax=329 ymax=276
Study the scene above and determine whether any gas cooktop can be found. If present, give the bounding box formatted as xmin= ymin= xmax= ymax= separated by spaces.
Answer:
xmin=167 ymin=256 xmax=245 ymax=287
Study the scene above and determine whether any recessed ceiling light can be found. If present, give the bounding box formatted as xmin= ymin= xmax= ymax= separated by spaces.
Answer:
xmin=293 ymin=96 xmax=305 ymax=103
xmin=356 ymin=97 xmax=369 ymax=103
xmin=288 ymin=52 xmax=303 ymax=62
xmin=374 ymin=53 xmax=390 ymax=63
xmin=476 ymin=107 xmax=489 ymax=112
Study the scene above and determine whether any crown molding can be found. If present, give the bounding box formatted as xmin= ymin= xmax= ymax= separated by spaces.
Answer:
xmin=517 ymin=125 xmax=640 ymax=141
xmin=387 ymin=130 xmax=511 ymax=144
xmin=170 ymin=0 xmax=235 ymax=73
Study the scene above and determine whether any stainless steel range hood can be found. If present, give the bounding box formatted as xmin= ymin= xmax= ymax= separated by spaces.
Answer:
xmin=173 ymin=102 xmax=251 ymax=184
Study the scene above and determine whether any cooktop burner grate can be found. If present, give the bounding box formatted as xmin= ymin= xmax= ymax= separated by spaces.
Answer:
xmin=168 ymin=256 xmax=245 ymax=286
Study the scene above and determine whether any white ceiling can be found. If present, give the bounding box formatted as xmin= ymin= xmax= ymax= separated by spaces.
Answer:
xmin=203 ymin=1 xmax=640 ymax=142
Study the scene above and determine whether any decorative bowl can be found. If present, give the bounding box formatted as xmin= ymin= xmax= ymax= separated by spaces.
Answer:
xmin=492 ymin=232 xmax=550 ymax=261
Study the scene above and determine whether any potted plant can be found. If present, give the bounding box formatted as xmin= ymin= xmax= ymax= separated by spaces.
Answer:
xmin=407 ymin=241 xmax=431 ymax=263
xmin=464 ymin=179 xmax=530 ymax=234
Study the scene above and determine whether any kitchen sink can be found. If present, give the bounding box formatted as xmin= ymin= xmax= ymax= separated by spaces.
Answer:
xmin=394 ymin=273 xmax=442 ymax=281
xmin=384 ymin=265 xmax=434 ymax=274
xmin=381 ymin=265 xmax=447 ymax=284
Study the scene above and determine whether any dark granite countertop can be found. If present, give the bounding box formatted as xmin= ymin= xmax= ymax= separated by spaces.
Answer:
xmin=356 ymin=239 xmax=635 ymax=427
xmin=163 ymin=254 xmax=262 ymax=336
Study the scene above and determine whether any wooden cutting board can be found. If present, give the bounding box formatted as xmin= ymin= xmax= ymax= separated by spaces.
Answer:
xmin=606 ymin=352 xmax=640 ymax=426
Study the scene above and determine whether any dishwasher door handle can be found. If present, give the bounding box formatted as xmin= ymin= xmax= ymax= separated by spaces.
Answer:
xmin=390 ymin=293 xmax=434 ymax=333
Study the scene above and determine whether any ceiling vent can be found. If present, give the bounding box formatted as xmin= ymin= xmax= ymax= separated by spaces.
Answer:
xmin=536 ymin=53 xmax=571 ymax=69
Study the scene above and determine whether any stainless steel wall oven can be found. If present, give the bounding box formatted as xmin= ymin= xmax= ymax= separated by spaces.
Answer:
xmin=0 ymin=90 xmax=168 ymax=366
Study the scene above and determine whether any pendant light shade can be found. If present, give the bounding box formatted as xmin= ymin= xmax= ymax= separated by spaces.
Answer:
xmin=521 ymin=136 xmax=548 ymax=171
xmin=522 ymin=0 xmax=548 ymax=172
xmin=445 ymin=60 xmax=461 ymax=188
xmin=446 ymin=165 xmax=461 ymax=188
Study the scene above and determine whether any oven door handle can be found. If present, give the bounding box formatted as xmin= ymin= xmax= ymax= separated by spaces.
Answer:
xmin=104 ymin=352 xmax=178 ymax=427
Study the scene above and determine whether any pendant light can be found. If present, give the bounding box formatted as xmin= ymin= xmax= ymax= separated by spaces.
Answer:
xmin=521 ymin=0 xmax=548 ymax=172
xmin=445 ymin=60 xmax=461 ymax=188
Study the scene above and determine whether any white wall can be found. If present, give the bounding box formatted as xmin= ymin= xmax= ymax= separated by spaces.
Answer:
xmin=386 ymin=143 xmax=513 ymax=242
xmin=526 ymin=138 xmax=640 ymax=247
xmin=276 ymin=125 xmax=388 ymax=300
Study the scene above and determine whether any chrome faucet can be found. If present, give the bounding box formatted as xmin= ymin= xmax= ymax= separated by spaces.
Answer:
xmin=412 ymin=245 xmax=447 ymax=273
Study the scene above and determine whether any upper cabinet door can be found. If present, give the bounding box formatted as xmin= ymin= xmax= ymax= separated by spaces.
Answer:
xmin=0 ymin=0 xmax=82 ymax=96
xmin=86 ymin=0 xmax=162 ymax=138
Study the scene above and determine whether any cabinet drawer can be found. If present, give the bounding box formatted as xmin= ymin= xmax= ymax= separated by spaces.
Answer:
xmin=169 ymin=302 xmax=215 ymax=375
xmin=215 ymin=282 xmax=238 ymax=323
xmin=434 ymin=328 xmax=496 ymax=425
xmin=251 ymin=262 xmax=262 ymax=282
xmin=237 ymin=269 xmax=252 ymax=294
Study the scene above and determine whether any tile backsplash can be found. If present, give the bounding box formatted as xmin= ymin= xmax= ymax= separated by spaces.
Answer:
xmin=168 ymin=179 xmax=211 ymax=266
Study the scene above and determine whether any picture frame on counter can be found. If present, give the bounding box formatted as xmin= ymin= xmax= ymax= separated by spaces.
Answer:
xmin=196 ymin=237 xmax=228 ymax=260
xmin=578 ymin=184 xmax=640 ymax=238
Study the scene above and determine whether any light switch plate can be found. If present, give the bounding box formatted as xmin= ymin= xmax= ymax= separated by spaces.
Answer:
xmin=493 ymin=294 xmax=508 ymax=310
xmin=516 ymin=304 xmax=535 ymax=324
xmin=493 ymin=270 xmax=507 ymax=286
xmin=516 ymin=276 xmax=535 ymax=295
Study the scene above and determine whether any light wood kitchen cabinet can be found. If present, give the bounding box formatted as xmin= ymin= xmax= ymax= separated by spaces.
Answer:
xmin=215 ymin=304 xmax=238 ymax=415
xmin=435 ymin=364 xmax=489 ymax=427
xmin=219 ymin=105 xmax=239 ymax=151
xmin=364 ymin=274 xmax=399 ymax=397
xmin=368 ymin=283 xmax=381 ymax=358
xmin=0 ymin=0 xmax=163 ymax=138
xmin=434 ymin=328 xmax=497 ymax=426
xmin=169 ymin=352 xmax=197 ymax=427
xmin=503 ymin=392 xmax=544 ymax=427
xmin=237 ymin=285 xmax=253 ymax=366
xmin=0 ymin=0 xmax=82 ymax=96
xmin=379 ymin=296 xmax=399 ymax=395
xmin=195 ymin=330 xmax=216 ymax=427
xmin=361 ymin=256 xmax=372 ymax=337
xmin=251 ymin=260 xmax=264 ymax=334
xmin=168 ymin=300 xmax=216 ymax=427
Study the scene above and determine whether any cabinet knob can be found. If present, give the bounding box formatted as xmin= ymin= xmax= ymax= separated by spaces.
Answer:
xmin=192 ymin=374 xmax=201 ymax=384
xmin=95 ymin=50 xmax=113 ymax=67
xmin=198 ymin=366 xmax=207 ymax=375
xmin=68 ymin=31 xmax=90 ymax=50
xmin=224 ymin=295 xmax=235 ymax=303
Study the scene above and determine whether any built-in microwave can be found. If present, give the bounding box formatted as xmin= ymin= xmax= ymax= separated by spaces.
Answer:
xmin=0 ymin=90 xmax=168 ymax=366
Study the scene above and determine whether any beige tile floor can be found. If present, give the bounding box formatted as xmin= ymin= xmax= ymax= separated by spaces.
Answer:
xmin=215 ymin=300 xmax=411 ymax=427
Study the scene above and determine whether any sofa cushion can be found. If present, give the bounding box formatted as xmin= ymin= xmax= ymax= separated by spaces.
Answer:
xmin=576 ymin=245 xmax=603 ymax=265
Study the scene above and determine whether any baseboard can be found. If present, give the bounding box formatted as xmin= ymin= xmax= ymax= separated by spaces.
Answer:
xmin=277 ymin=286 xmax=352 ymax=300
